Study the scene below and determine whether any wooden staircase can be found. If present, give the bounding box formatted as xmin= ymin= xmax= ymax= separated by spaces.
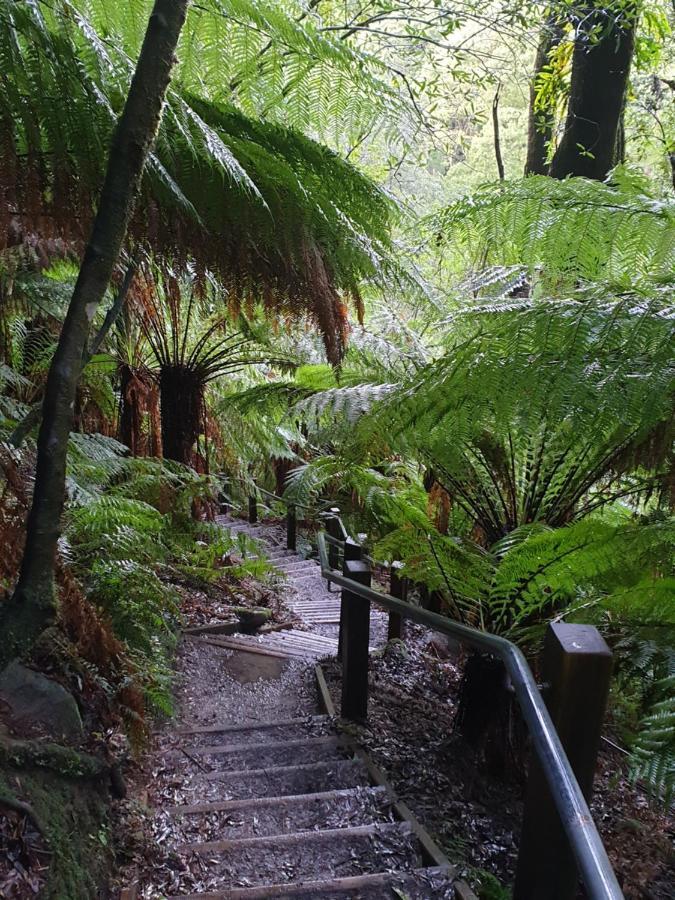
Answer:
xmin=135 ymin=516 xmax=476 ymax=899
xmin=164 ymin=714 xmax=469 ymax=899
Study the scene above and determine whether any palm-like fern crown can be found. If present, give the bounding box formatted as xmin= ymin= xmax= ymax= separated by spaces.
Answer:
xmin=134 ymin=269 xmax=296 ymax=383
xmin=0 ymin=0 xmax=396 ymax=363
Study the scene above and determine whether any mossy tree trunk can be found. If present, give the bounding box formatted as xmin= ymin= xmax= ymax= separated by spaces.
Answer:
xmin=0 ymin=0 xmax=190 ymax=666
xmin=549 ymin=3 xmax=637 ymax=180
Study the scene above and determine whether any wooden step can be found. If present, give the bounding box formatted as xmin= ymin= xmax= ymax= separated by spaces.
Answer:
xmin=192 ymin=758 xmax=370 ymax=799
xmin=177 ymin=820 xmax=410 ymax=854
xmin=172 ymin=821 xmax=421 ymax=885
xmin=176 ymin=716 xmax=327 ymax=738
xmin=173 ymin=736 xmax=347 ymax=772
xmin=188 ymin=735 xmax=342 ymax=758
xmin=167 ymin=785 xmax=388 ymax=817
xmin=168 ymin=866 xmax=457 ymax=899
xmin=166 ymin=785 xmax=393 ymax=843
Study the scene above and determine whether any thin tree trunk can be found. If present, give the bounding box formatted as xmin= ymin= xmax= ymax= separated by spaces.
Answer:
xmin=1 ymin=0 xmax=189 ymax=665
xmin=492 ymin=85 xmax=505 ymax=180
xmin=550 ymin=4 xmax=638 ymax=180
xmin=524 ymin=16 xmax=564 ymax=175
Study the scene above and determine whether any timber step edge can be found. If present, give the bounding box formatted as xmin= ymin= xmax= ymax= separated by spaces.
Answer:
xmin=166 ymin=784 xmax=388 ymax=817
xmin=176 ymin=820 xmax=411 ymax=853
xmin=167 ymin=865 xmax=457 ymax=899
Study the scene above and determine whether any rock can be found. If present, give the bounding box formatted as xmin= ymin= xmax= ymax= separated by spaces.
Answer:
xmin=233 ymin=606 xmax=272 ymax=632
xmin=0 ymin=661 xmax=83 ymax=740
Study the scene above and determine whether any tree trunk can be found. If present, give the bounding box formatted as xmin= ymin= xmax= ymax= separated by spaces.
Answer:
xmin=118 ymin=364 xmax=144 ymax=455
xmin=550 ymin=4 xmax=637 ymax=180
xmin=159 ymin=365 xmax=204 ymax=465
xmin=1 ymin=0 xmax=189 ymax=665
xmin=524 ymin=16 xmax=564 ymax=175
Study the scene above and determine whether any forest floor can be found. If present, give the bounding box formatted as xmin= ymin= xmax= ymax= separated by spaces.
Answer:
xmin=321 ymin=626 xmax=675 ymax=899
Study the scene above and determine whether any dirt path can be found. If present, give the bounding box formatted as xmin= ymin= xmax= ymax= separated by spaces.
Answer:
xmin=118 ymin=518 xmax=468 ymax=899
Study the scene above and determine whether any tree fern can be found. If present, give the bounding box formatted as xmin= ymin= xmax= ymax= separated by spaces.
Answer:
xmin=0 ymin=0 xmax=398 ymax=364
xmin=429 ymin=174 xmax=675 ymax=287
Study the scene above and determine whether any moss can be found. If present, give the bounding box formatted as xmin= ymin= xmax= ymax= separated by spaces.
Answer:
xmin=0 ymin=741 xmax=112 ymax=899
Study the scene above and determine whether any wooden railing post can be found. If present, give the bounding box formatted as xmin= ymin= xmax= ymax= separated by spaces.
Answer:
xmin=248 ymin=494 xmax=257 ymax=524
xmin=387 ymin=561 xmax=407 ymax=641
xmin=514 ymin=623 xmax=613 ymax=900
xmin=286 ymin=504 xmax=296 ymax=551
xmin=326 ymin=508 xmax=341 ymax=571
xmin=338 ymin=537 xmax=361 ymax=661
xmin=341 ymin=553 xmax=371 ymax=722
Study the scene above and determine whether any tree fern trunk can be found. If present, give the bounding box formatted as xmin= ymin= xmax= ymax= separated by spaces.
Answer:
xmin=119 ymin=364 xmax=143 ymax=456
xmin=524 ymin=16 xmax=564 ymax=175
xmin=1 ymin=0 xmax=189 ymax=666
xmin=159 ymin=365 xmax=204 ymax=465
xmin=550 ymin=4 xmax=637 ymax=180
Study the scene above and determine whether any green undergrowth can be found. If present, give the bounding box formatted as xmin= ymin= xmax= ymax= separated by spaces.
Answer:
xmin=63 ymin=446 xmax=270 ymax=718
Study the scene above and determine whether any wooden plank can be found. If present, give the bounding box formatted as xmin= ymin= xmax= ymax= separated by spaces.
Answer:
xmin=177 ymin=820 xmax=409 ymax=853
xmin=187 ymin=735 xmax=341 ymax=757
xmin=167 ymin=785 xmax=388 ymax=817
xmin=194 ymin=637 xmax=292 ymax=660
xmin=168 ymin=866 xmax=454 ymax=900
xmin=197 ymin=758 xmax=361 ymax=783
xmin=313 ymin=661 xmax=477 ymax=900
xmin=314 ymin=664 xmax=337 ymax=717
xmin=176 ymin=716 xmax=326 ymax=737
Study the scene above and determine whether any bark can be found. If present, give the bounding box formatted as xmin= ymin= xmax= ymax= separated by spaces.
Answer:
xmin=550 ymin=4 xmax=638 ymax=180
xmin=492 ymin=86 xmax=505 ymax=180
xmin=1 ymin=0 xmax=189 ymax=665
xmin=524 ymin=16 xmax=564 ymax=175
xmin=159 ymin=365 xmax=204 ymax=465
xmin=118 ymin=364 xmax=144 ymax=455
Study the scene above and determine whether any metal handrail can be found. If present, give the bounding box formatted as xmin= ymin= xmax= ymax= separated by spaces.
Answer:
xmin=317 ymin=530 xmax=623 ymax=900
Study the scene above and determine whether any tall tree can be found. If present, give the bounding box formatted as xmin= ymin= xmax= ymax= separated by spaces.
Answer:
xmin=0 ymin=0 xmax=190 ymax=664
xmin=524 ymin=15 xmax=565 ymax=175
xmin=550 ymin=2 xmax=638 ymax=180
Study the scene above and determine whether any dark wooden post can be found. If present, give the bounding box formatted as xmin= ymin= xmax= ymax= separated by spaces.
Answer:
xmin=341 ymin=556 xmax=372 ymax=722
xmin=514 ymin=623 xmax=613 ymax=900
xmin=248 ymin=495 xmax=257 ymax=524
xmin=286 ymin=504 xmax=297 ymax=551
xmin=326 ymin=508 xmax=341 ymax=571
xmin=338 ymin=538 xmax=362 ymax=660
xmin=387 ymin=561 xmax=407 ymax=641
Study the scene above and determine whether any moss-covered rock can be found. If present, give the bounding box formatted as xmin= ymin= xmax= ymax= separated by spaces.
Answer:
xmin=0 ymin=738 xmax=111 ymax=898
